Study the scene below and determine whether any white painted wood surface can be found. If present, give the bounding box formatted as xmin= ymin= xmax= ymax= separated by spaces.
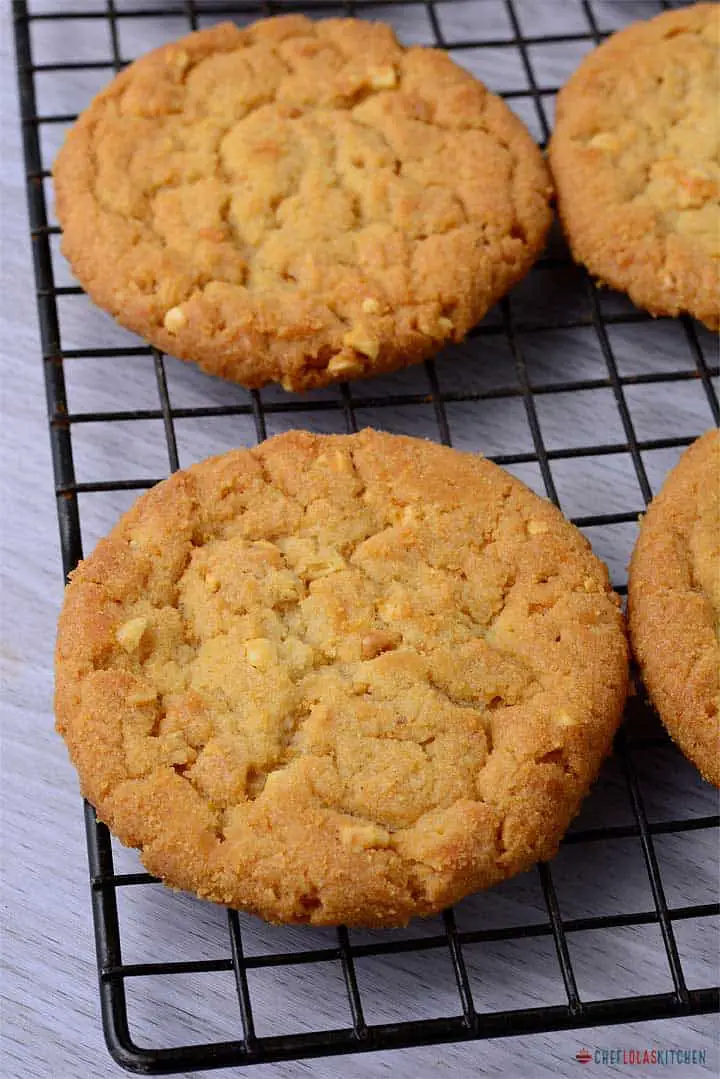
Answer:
xmin=1 ymin=3 xmax=718 ymax=1077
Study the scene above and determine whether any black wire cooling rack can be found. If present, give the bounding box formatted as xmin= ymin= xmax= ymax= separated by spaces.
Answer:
xmin=14 ymin=0 xmax=720 ymax=1073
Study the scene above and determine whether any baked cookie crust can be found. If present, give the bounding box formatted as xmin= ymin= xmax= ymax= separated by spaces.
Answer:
xmin=629 ymin=429 xmax=720 ymax=786
xmin=53 ymin=16 xmax=552 ymax=392
xmin=549 ymin=4 xmax=719 ymax=329
xmin=56 ymin=430 xmax=628 ymax=925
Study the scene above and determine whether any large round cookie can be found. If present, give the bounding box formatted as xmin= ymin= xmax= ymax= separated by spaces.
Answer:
xmin=56 ymin=430 xmax=628 ymax=925
xmin=53 ymin=16 xmax=552 ymax=392
xmin=629 ymin=430 xmax=719 ymax=786
xmin=549 ymin=4 xmax=719 ymax=329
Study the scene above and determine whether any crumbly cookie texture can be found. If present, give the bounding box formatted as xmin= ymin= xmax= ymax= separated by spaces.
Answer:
xmin=629 ymin=430 xmax=720 ymax=786
xmin=549 ymin=3 xmax=719 ymax=329
xmin=55 ymin=430 xmax=628 ymax=926
xmin=53 ymin=16 xmax=552 ymax=392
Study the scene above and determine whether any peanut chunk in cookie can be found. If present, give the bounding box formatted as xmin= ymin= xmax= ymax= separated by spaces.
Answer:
xmin=163 ymin=306 xmax=187 ymax=334
xmin=116 ymin=616 xmax=147 ymax=652
xmin=245 ymin=638 xmax=278 ymax=670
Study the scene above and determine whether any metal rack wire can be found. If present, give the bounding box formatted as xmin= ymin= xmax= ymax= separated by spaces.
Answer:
xmin=14 ymin=0 xmax=719 ymax=1073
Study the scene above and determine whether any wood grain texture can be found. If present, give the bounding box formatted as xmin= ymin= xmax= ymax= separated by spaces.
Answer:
xmin=1 ymin=3 xmax=717 ymax=1077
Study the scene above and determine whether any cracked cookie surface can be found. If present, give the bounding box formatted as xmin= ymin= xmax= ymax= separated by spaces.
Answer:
xmin=629 ymin=429 xmax=720 ymax=786
xmin=55 ymin=430 xmax=627 ymax=925
xmin=53 ymin=16 xmax=552 ymax=392
xmin=549 ymin=3 xmax=719 ymax=328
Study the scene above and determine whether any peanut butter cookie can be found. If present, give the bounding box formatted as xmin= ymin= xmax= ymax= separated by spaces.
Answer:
xmin=549 ymin=4 xmax=719 ymax=329
xmin=56 ymin=430 xmax=628 ymax=925
xmin=629 ymin=430 xmax=720 ymax=786
xmin=53 ymin=16 xmax=552 ymax=392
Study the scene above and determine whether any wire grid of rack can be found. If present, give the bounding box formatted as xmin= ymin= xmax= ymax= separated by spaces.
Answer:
xmin=14 ymin=0 xmax=720 ymax=1073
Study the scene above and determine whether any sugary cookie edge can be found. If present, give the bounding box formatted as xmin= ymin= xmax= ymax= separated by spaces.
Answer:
xmin=628 ymin=428 xmax=720 ymax=786
xmin=548 ymin=3 xmax=720 ymax=330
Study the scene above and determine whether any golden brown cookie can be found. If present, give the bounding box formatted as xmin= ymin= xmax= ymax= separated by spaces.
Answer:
xmin=53 ymin=16 xmax=552 ymax=392
xmin=55 ymin=430 xmax=628 ymax=925
xmin=629 ymin=430 xmax=719 ymax=785
xmin=549 ymin=4 xmax=719 ymax=329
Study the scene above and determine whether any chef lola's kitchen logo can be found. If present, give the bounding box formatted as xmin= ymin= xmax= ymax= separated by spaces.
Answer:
xmin=574 ymin=1046 xmax=707 ymax=1066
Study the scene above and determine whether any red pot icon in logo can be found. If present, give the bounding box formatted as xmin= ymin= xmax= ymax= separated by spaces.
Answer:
xmin=575 ymin=1049 xmax=593 ymax=1064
